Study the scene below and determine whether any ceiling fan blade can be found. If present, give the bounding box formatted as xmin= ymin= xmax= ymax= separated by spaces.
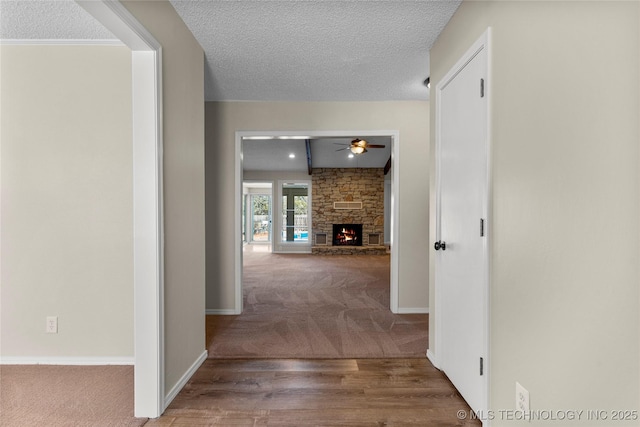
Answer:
xmin=335 ymin=147 xmax=349 ymax=151
xmin=333 ymin=142 xmax=348 ymax=146
xmin=366 ymin=144 xmax=386 ymax=148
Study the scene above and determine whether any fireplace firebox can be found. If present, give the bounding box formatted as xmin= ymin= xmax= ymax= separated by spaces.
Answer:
xmin=332 ymin=224 xmax=363 ymax=246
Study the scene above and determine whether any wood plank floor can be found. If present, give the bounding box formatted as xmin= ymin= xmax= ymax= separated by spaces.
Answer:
xmin=145 ymin=359 xmax=480 ymax=426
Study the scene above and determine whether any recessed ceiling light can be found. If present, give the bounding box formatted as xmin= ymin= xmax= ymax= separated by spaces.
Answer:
xmin=289 ymin=153 xmax=296 ymax=158
xmin=348 ymin=153 xmax=354 ymax=158
xmin=278 ymin=136 xmax=311 ymax=140
xmin=243 ymin=136 xmax=274 ymax=140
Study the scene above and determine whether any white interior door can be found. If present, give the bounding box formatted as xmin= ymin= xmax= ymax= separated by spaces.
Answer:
xmin=435 ymin=32 xmax=489 ymax=414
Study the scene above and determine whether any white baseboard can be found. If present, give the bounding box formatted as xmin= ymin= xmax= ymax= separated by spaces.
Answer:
xmin=164 ymin=349 xmax=207 ymax=411
xmin=426 ymin=349 xmax=440 ymax=369
xmin=0 ymin=356 xmax=134 ymax=365
xmin=396 ymin=307 xmax=429 ymax=314
xmin=205 ymin=309 xmax=239 ymax=315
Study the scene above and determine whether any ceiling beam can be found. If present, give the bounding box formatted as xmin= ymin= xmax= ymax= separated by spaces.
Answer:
xmin=306 ymin=139 xmax=313 ymax=175
xmin=384 ymin=155 xmax=391 ymax=175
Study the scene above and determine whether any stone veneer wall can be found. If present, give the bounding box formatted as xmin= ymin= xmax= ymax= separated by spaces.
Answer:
xmin=312 ymin=168 xmax=384 ymax=247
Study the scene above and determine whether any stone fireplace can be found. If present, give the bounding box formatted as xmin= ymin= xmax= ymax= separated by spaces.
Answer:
xmin=312 ymin=168 xmax=385 ymax=254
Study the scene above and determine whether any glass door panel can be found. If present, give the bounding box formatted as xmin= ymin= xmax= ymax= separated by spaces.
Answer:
xmin=251 ymin=194 xmax=271 ymax=242
xmin=281 ymin=183 xmax=309 ymax=242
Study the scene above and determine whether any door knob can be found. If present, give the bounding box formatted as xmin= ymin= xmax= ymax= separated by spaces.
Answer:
xmin=434 ymin=240 xmax=446 ymax=251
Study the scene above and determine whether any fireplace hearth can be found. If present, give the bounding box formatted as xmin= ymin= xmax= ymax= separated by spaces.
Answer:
xmin=333 ymin=224 xmax=363 ymax=246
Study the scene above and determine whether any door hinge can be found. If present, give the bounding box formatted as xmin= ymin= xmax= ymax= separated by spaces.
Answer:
xmin=480 ymin=78 xmax=485 ymax=98
xmin=480 ymin=218 xmax=485 ymax=237
xmin=480 ymin=357 xmax=484 ymax=376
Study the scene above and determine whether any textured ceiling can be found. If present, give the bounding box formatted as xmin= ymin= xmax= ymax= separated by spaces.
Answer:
xmin=0 ymin=1 xmax=116 ymax=40
xmin=170 ymin=0 xmax=461 ymax=101
xmin=0 ymin=0 xmax=461 ymax=101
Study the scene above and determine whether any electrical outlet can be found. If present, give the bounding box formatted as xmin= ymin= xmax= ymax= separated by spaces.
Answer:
xmin=46 ymin=316 xmax=58 ymax=334
xmin=516 ymin=382 xmax=530 ymax=412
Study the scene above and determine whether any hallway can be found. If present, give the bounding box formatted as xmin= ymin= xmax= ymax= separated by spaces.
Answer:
xmin=146 ymin=358 xmax=480 ymax=426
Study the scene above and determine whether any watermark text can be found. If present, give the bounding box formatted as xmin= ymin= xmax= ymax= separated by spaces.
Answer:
xmin=456 ymin=409 xmax=638 ymax=422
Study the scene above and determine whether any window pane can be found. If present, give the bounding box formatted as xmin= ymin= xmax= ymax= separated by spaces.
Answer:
xmin=251 ymin=195 xmax=270 ymax=242
xmin=282 ymin=183 xmax=309 ymax=242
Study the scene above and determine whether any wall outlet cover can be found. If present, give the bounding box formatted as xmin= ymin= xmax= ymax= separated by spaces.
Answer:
xmin=46 ymin=316 xmax=58 ymax=334
xmin=516 ymin=381 xmax=530 ymax=412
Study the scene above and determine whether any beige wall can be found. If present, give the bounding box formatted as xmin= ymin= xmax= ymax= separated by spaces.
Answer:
xmin=122 ymin=1 xmax=206 ymax=394
xmin=430 ymin=1 xmax=639 ymax=423
xmin=206 ymin=101 xmax=429 ymax=312
xmin=0 ymin=45 xmax=133 ymax=359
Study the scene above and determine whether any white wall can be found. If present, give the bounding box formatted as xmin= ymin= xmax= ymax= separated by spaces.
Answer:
xmin=430 ymin=1 xmax=639 ymax=423
xmin=0 ymin=45 xmax=133 ymax=361
xmin=122 ymin=0 xmax=206 ymax=396
xmin=206 ymin=101 xmax=429 ymax=312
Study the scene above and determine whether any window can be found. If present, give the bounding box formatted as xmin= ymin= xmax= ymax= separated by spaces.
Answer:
xmin=251 ymin=194 xmax=271 ymax=242
xmin=281 ymin=183 xmax=309 ymax=242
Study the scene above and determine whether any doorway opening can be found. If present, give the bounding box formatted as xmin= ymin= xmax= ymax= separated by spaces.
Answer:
xmin=218 ymin=132 xmax=418 ymax=358
xmin=234 ymin=131 xmax=400 ymax=315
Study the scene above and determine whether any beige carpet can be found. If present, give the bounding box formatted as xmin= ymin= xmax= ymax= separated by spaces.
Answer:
xmin=207 ymin=250 xmax=428 ymax=358
xmin=0 ymin=365 xmax=147 ymax=427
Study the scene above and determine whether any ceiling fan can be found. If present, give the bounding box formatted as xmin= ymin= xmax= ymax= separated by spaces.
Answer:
xmin=335 ymin=138 xmax=386 ymax=154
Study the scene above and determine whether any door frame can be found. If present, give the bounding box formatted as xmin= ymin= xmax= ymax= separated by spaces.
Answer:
xmin=235 ymin=130 xmax=400 ymax=315
xmin=432 ymin=28 xmax=492 ymax=418
xmin=77 ymin=1 xmax=165 ymax=417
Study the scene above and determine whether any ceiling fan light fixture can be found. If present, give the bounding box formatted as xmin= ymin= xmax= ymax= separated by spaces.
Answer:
xmin=350 ymin=145 xmax=366 ymax=154
xmin=353 ymin=138 xmax=367 ymax=147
